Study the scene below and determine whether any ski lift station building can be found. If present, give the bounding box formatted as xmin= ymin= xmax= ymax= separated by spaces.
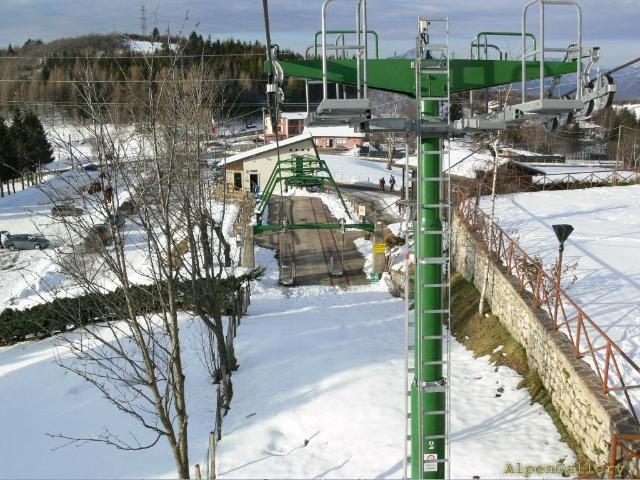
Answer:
xmin=221 ymin=132 xmax=318 ymax=192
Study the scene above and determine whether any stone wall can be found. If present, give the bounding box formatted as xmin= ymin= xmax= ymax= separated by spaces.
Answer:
xmin=452 ymin=212 xmax=638 ymax=471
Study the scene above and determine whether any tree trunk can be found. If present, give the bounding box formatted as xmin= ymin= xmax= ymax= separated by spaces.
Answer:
xmin=212 ymin=319 xmax=233 ymax=410
xmin=386 ymin=136 xmax=396 ymax=170
xmin=479 ymin=138 xmax=500 ymax=315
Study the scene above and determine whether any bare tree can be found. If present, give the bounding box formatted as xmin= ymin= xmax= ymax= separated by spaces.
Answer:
xmin=36 ymin=25 xmax=243 ymax=478
xmin=369 ymin=90 xmax=415 ymax=169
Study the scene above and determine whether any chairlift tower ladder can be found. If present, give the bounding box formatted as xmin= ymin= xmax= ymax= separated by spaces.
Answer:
xmin=404 ymin=17 xmax=452 ymax=480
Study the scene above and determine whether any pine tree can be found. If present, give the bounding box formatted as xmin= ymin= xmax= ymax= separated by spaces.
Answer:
xmin=0 ymin=118 xmax=16 ymax=197
xmin=9 ymin=110 xmax=28 ymax=190
xmin=23 ymin=111 xmax=54 ymax=180
xmin=8 ymin=110 xmax=53 ymax=189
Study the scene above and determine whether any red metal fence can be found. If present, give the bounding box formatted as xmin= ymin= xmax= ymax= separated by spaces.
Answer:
xmin=516 ymin=169 xmax=640 ymax=192
xmin=608 ymin=434 xmax=640 ymax=478
xmin=455 ymin=188 xmax=640 ymax=426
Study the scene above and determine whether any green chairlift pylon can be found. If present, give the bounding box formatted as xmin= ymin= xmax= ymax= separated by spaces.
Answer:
xmin=262 ymin=0 xmax=616 ymax=478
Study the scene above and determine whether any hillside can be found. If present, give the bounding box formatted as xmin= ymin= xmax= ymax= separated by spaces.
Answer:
xmin=0 ymin=33 xmax=309 ymax=116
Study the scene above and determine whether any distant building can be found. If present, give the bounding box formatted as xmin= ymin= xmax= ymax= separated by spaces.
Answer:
xmin=303 ymin=125 xmax=366 ymax=150
xmin=221 ymin=133 xmax=317 ymax=193
xmin=264 ymin=112 xmax=308 ymax=140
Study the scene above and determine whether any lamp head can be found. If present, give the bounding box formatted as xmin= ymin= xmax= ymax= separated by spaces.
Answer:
xmin=552 ymin=224 xmax=574 ymax=245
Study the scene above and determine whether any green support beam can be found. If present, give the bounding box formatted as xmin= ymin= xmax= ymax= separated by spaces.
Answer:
xmin=254 ymin=222 xmax=373 ymax=234
xmin=267 ymin=58 xmax=578 ymax=97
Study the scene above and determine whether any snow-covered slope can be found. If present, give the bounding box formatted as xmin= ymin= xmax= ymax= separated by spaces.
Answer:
xmin=480 ymin=185 xmax=640 ymax=413
xmin=0 ymin=312 xmax=217 ymax=479
xmin=320 ymin=154 xmax=405 ymax=185
xmin=215 ymin=249 xmax=574 ymax=479
xmin=0 ymin=243 xmax=575 ymax=478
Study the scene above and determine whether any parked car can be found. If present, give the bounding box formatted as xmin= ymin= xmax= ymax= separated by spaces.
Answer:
xmin=117 ymin=200 xmax=136 ymax=216
xmin=51 ymin=204 xmax=83 ymax=217
xmin=3 ymin=234 xmax=50 ymax=251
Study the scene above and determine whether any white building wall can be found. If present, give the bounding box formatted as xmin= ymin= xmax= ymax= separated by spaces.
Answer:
xmin=226 ymin=137 xmax=317 ymax=192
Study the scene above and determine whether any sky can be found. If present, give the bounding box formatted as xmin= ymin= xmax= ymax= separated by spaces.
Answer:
xmin=0 ymin=0 xmax=637 ymax=67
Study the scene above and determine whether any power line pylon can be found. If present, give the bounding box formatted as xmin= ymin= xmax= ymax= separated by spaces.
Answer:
xmin=140 ymin=5 xmax=147 ymax=38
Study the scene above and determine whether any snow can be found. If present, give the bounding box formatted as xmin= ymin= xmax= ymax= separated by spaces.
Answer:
xmin=214 ymin=247 xmax=574 ymax=479
xmin=44 ymin=123 xmax=95 ymax=171
xmin=0 ymin=124 xmax=576 ymax=477
xmin=0 ymin=214 xmax=576 ymax=479
xmin=480 ymin=185 xmax=640 ymax=414
xmin=0 ymin=148 xmax=238 ymax=313
xmin=0 ymin=169 xmax=101 ymax=310
xmin=303 ymin=125 xmax=366 ymax=138
xmin=0 ymin=313 xmax=217 ymax=479
xmin=221 ymin=133 xmax=314 ymax=166
xmin=128 ymin=40 xmax=176 ymax=53
xmin=281 ymin=112 xmax=308 ymax=121
xmin=443 ymin=139 xmax=506 ymax=179
xmin=321 ymin=154 xmax=404 ymax=185
xmin=42 ymin=122 xmax=159 ymax=172
xmin=613 ymin=103 xmax=640 ymax=120
xmin=530 ymin=164 xmax=611 ymax=175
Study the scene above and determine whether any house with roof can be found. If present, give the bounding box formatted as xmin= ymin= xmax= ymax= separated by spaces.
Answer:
xmin=220 ymin=133 xmax=318 ymax=193
xmin=303 ymin=125 xmax=366 ymax=150
xmin=264 ymin=112 xmax=308 ymax=140
xmin=263 ymin=110 xmax=367 ymax=150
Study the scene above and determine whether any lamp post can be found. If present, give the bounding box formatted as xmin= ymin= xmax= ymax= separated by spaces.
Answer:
xmin=552 ymin=224 xmax=574 ymax=329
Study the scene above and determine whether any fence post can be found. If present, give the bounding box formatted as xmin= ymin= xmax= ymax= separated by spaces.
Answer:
xmin=575 ymin=313 xmax=583 ymax=357
xmin=608 ymin=435 xmax=622 ymax=480
xmin=603 ymin=343 xmax=612 ymax=394
xmin=209 ymin=431 xmax=216 ymax=480
xmin=534 ymin=267 xmax=543 ymax=304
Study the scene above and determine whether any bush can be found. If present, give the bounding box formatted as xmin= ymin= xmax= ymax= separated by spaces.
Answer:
xmin=0 ymin=270 xmax=263 ymax=345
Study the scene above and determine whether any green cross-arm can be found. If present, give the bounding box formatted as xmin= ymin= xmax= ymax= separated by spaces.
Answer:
xmin=266 ymin=58 xmax=578 ymax=98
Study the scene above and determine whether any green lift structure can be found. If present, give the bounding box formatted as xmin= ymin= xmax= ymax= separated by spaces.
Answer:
xmin=263 ymin=0 xmax=615 ymax=477
xmin=252 ymin=154 xmax=374 ymax=235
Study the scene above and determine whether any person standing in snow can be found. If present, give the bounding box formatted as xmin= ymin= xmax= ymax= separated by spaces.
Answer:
xmin=379 ymin=177 xmax=386 ymax=191
xmin=389 ymin=175 xmax=396 ymax=191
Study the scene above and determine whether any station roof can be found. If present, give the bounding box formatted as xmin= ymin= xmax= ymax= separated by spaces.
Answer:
xmin=220 ymin=133 xmax=316 ymax=167
xmin=303 ymin=125 xmax=366 ymax=138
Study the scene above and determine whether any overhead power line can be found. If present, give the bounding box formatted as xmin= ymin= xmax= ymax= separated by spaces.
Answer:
xmin=0 ymin=52 xmax=266 ymax=60
xmin=0 ymin=78 xmax=268 ymax=84
xmin=0 ymin=100 xmax=315 ymax=107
